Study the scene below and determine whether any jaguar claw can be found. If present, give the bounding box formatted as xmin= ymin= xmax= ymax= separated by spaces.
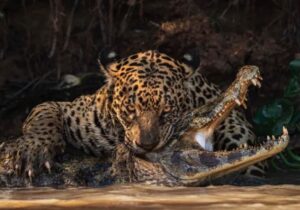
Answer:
xmin=45 ymin=161 xmax=51 ymax=174
xmin=7 ymin=169 xmax=14 ymax=175
xmin=4 ymin=159 xmax=9 ymax=165
xmin=28 ymin=169 xmax=33 ymax=182
xmin=15 ymin=164 xmax=20 ymax=172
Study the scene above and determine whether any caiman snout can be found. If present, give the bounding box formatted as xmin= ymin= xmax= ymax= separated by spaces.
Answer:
xmin=130 ymin=111 xmax=160 ymax=151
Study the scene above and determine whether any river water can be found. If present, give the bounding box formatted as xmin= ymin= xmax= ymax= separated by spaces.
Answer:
xmin=0 ymin=184 xmax=300 ymax=210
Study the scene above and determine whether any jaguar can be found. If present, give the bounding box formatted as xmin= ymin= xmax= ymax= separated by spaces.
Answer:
xmin=0 ymin=50 xmax=265 ymax=181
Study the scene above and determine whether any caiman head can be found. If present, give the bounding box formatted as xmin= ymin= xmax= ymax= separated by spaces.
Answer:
xmin=117 ymin=65 xmax=290 ymax=186
xmin=134 ymin=127 xmax=289 ymax=186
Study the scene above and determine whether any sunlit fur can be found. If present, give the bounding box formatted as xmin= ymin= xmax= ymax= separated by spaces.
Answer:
xmin=1 ymin=50 xmax=259 ymax=179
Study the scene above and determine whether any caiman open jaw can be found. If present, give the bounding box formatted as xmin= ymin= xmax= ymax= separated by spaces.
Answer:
xmin=163 ymin=127 xmax=289 ymax=186
xmin=141 ymin=127 xmax=289 ymax=186
xmin=179 ymin=65 xmax=262 ymax=152
xmin=113 ymin=65 xmax=289 ymax=186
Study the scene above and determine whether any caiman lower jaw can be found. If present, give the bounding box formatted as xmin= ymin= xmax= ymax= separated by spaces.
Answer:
xmin=162 ymin=127 xmax=289 ymax=186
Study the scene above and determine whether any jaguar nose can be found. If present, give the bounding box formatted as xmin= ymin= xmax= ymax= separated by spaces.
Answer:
xmin=136 ymin=134 xmax=159 ymax=150
xmin=130 ymin=110 xmax=160 ymax=151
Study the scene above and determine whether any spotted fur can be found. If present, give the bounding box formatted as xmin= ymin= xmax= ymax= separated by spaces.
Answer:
xmin=1 ymin=50 xmax=260 ymax=177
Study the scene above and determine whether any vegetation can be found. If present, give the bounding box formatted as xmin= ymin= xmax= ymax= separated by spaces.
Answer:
xmin=253 ymin=57 xmax=300 ymax=170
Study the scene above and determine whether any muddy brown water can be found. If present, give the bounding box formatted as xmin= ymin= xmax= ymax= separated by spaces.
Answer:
xmin=0 ymin=185 xmax=299 ymax=210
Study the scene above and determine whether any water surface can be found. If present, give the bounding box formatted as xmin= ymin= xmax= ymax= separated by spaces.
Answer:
xmin=0 ymin=185 xmax=300 ymax=210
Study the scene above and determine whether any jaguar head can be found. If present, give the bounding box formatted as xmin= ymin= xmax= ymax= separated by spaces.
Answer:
xmin=99 ymin=50 xmax=200 ymax=154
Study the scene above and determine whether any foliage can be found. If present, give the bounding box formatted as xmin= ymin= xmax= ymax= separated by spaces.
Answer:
xmin=253 ymin=59 xmax=300 ymax=170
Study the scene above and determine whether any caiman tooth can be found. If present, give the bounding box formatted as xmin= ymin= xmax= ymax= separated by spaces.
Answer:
xmin=272 ymin=135 xmax=276 ymax=141
xmin=0 ymin=142 xmax=5 ymax=149
xmin=282 ymin=126 xmax=288 ymax=135
xmin=235 ymin=98 xmax=241 ymax=106
xmin=257 ymin=80 xmax=262 ymax=88
xmin=242 ymin=101 xmax=247 ymax=109
xmin=267 ymin=135 xmax=271 ymax=141
xmin=251 ymin=78 xmax=262 ymax=88
xmin=251 ymin=78 xmax=258 ymax=86
xmin=243 ymin=143 xmax=248 ymax=149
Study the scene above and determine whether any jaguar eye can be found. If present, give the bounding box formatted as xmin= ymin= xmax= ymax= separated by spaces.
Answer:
xmin=128 ymin=104 xmax=135 ymax=112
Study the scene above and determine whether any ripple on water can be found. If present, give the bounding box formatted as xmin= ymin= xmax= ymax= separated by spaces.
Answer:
xmin=0 ymin=185 xmax=300 ymax=210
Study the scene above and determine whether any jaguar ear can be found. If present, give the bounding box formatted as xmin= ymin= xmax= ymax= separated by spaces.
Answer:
xmin=97 ymin=49 xmax=120 ymax=76
xmin=180 ymin=48 xmax=201 ymax=70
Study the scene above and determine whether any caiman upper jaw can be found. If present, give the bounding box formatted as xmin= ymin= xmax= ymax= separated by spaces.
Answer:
xmin=160 ymin=127 xmax=289 ymax=186
xmin=179 ymin=65 xmax=262 ymax=151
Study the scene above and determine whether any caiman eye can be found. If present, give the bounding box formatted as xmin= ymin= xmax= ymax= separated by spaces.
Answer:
xmin=163 ymin=105 xmax=173 ymax=113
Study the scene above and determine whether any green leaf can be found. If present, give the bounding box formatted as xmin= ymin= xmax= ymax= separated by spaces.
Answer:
xmin=253 ymin=107 xmax=268 ymax=125
xmin=290 ymin=112 xmax=300 ymax=124
xmin=262 ymin=101 xmax=282 ymax=119
xmin=284 ymin=77 xmax=300 ymax=98
xmin=289 ymin=59 xmax=300 ymax=78
xmin=272 ymin=122 xmax=286 ymax=135
xmin=253 ymin=99 xmax=294 ymax=136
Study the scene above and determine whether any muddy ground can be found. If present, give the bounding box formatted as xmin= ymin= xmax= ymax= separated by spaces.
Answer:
xmin=0 ymin=0 xmax=299 ymax=186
